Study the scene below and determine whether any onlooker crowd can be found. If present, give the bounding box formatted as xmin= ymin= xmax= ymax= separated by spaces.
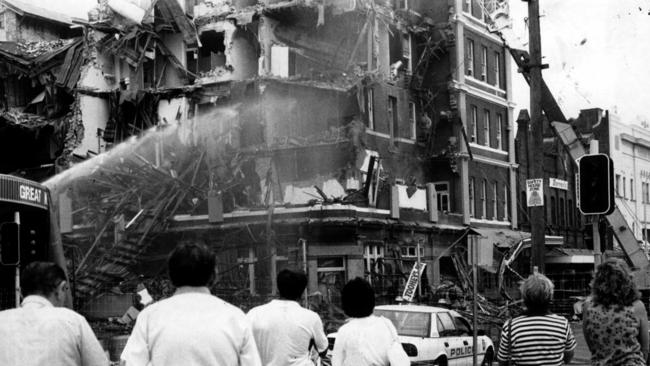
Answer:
xmin=4 ymin=243 xmax=650 ymax=366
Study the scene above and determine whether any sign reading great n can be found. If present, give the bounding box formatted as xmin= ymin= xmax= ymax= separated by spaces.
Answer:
xmin=0 ymin=175 xmax=49 ymax=210
xmin=526 ymin=178 xmax=544 ymax=207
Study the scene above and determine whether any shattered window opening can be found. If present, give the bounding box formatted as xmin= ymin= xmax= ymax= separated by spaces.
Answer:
xmin=367 ymin=88 xmax=375 ymax=130
xmin=198 ymin=30 xmax=227 ymax=73
xmin=434 ymin=182 xmax=450 ymax=212
xmin=402 ymin=33 xmax=412 ymax=72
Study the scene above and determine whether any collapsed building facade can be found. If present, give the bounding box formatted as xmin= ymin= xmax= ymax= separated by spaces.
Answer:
xmin=25 ymin=0 xmax=530 ymax=316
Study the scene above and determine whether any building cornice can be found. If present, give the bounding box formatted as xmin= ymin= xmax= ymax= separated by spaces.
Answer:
xmin=450 ymin=80 xmax=516 ymax=108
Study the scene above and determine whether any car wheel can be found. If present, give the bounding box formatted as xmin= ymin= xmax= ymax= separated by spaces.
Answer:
xmin=432 ymin=356 xmax=448 ymax=366
xmin=481 ymin=349 xmax=494 ymax=366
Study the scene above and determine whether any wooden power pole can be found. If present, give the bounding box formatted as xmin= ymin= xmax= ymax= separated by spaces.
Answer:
xmin=527 ymin=0 xmax=546 ymax=273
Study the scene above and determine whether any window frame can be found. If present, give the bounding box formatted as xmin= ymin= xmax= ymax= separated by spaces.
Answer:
xmin=481 ymin=46 xmax=488 ymax=81
xmin=466 ymin=39 xmax=474 ymax=77
xmin=494 ymin=51 xmax=501 ymax=89
xmin=469 ymin=178 xmax=475 ymax=217
xmin=471 ymin=106 xmax=478 ymax=143
xmin=408 ymin=101 xmax=417 ymax=140
xmin=496 ymin=113 xmax=503 ymax=150
xmin=492 ymin=181 xmax=498 ymax=220
xmin=481 ymin=179 xmax=487 ymax=219
xmin=483 ymin=109 xmax=491 ymax=147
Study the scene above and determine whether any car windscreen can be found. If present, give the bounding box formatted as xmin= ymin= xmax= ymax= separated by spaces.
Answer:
xmin=374 ymin=310 xmax=431 ymax=337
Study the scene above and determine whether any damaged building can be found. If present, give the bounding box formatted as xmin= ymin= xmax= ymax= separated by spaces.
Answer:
xmin=36 ymin=0 xmax=528 ymax=318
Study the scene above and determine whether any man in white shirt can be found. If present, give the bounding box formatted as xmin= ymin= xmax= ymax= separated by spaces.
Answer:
xmin=247 ymin=269 xmax=329 ymax=366
xmin=0 ymin=262 xmax=109 ymax=366
xmin=120 ymin=243 xmax=261 ymax=366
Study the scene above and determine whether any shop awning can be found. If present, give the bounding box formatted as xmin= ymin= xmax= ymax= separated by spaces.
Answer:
xmin=469 ymin=227 xmax=530 ymax=248
xmin=545 ymin=248 xmax=595 ymax=264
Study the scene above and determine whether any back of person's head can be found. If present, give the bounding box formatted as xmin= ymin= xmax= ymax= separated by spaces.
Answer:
xmin=21 ymin=261 xmax=66 ymax=297
xmin=342 ymin=277 xmax=375 ymax=318
xmin=168 ymin=243 xmax=216 ymax=287
xmin=277 ymin=269 xmax=307 ymax=301
xmin=592 ymin=258 xmax=640 ymax=308
xmin=520 ymin=273 xmax=554 ymax=315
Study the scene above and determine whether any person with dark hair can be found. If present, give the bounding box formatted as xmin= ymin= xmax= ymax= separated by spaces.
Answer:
xmin=497 ymin=273 xmax=576 ymax=365
xmin=331 ymin=277 xmax=408 ymax=366
xmin=583 ymin=259 xmax=649 ymax=365
xmin=247 ymin=269 xmax=328 ymax=366
xmin=0 ymin=261 xmax=108 ymax=366
xmin=121 ymin=243 xmax=261 ymax=366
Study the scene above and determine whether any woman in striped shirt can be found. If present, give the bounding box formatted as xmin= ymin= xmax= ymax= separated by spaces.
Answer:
xmin=497 ymin=273 xmax=576 ymax=365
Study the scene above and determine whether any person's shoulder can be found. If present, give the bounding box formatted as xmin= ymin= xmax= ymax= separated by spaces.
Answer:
xmin=632 ymin=299 xmax=647 ymax=314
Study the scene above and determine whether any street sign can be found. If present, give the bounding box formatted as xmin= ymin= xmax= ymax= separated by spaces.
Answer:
xmin=526 ymin=179 xmax=544 ymax=207
xmin=549 ymin=178 xmax=568 ymax=190
xmin=402 ymin=262 xmax=426 ymax=302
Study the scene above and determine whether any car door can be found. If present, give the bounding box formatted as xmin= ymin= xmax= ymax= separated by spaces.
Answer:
xmin=452 ymin=315 xmax=479 ymax=366
xmin=435 ymin=312 xmax=467 ymax=366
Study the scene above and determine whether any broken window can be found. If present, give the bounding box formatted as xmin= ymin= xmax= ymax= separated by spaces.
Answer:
xmin=481 ymin=46 xmax=488 ymax=81
xmin=364 ymin=244 xmax=384 ymax=283
xmin=466 ymin=39 xmax=474 ymax=77
xmin=496 ymin=113 xmax=503 ymax=150
xmin=483 ymin=109 xmax=490 ymax=147
xmin=388 ymin=96 xmax=398 ymax=140
xmin=469 ymin=178 xmax=475 ymax=217
xmin=470 ymin=105 xmax=478 ymax=143
xmin=271 ymin=45 xmax=295 ymax=78
xmin=198 ymin=30 xmax=226 ymax=73
xmin=434 ymin=182 xmax=450 ymax=212
xmin=366 ymin=88 xmax=375 ymax=130
xmin=402 ymin=33 xmax=412 ymax=72
xmin=408 ymin=102 xmax=416 ymax=140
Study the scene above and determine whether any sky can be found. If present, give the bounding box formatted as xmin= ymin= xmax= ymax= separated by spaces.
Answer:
xmin=35 ymin=0 xmax=650 ymax=124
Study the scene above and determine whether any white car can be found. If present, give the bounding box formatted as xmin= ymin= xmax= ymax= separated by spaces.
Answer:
xmin=325 ymin=304 xmax=495 ymax=366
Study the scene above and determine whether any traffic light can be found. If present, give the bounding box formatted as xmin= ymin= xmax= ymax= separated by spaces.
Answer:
xmin=0 ymin=222 xmax=20 ymax=265
xmin=578 ymin=153 xmax=614 ymax=215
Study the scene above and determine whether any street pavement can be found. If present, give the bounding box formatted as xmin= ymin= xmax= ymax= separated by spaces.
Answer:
xmin=570 ymin=321 xmax=591 ymax=365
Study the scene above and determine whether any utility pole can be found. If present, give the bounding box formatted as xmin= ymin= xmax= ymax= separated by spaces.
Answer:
xmin=527 ymin=0 xmax=546 ymax=273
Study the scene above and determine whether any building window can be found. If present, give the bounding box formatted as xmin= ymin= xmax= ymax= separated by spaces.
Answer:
xmin=481 ymin=179 xmax=487 ymax=219
xmin=643 ymin=182 xmax=649 ymax=203
xmin=494 ymin=51 xmax=501 ymax=89
xmin=364 ymin=244 xmax=384 ymax=283
xmin=466 ymin=39 xmax=474 ymax=76
xmin=496 ymin=114 xmax=503 ymax=150
xmin=631 ymin=178 xmax=635 ymax=200
xmin=400 ymin=245 xmax=424 ymax=258
xmin=317 ymin=257 xmax=346 ymax=304
xmin=559 ymin=197 xmax=565 ymax=226
xmin=481 ymin=46 xmax=488 ymax=81
xmin=402 ymin=33 xmax=412 ymax=72
xmin=366 ymin=88 xmax=374 ymax=130
xmin=469 ymin=178 xmax=475 ymax=217
xmin=0 ymin=13 xmax=4 ymax=30
xmin=616 ymin=174 xmax=621 ymax=196
xmin=503 ymin=184 xmax=509 ymax=221
xmin=471 ymin=106 xmax=478 ymax=143
xmin=396 ymin=0 xmax=408 ymax=9
xmin=434 ymin=182 xmax=450 ymax=212
xmin=492 ymin=182 xmax=498 ymax=220
xmin=464 ymin=0 xmax=471 ymax=12
xmin=568 ymin=199 xmax=574 ymax=226
xmin=520 ymin=191 xmax=527 ymax=223
xmin=408 ymin=102 xmax=417 ymax=140
xmin=483 ymin=110 xmax=491 ymax=147
xmin=388 ymin=96 xmax=398 ymax=140
xmin=623 ymin=177 xmax=627 ymax=198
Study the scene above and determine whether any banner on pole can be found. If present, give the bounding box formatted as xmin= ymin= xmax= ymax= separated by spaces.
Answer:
xmin=526 ymin=179 xmax=544 ymax=207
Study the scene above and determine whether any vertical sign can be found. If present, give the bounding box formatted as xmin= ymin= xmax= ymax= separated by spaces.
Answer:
xmin=402 ymin=262 xmax=426 ymax=302
xmin=526 ymin=179 xmax=544 ymax=207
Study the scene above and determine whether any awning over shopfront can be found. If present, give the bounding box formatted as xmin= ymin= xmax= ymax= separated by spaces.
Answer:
xmin=469 ymin=226 xmax=531 ymax=248
xmin=545 ymin=248 xmax=595 ymax=264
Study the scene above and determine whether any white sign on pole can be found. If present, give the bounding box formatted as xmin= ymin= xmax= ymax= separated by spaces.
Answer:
xmin=402 ymin=262 xmax=426 ymax=302
xmin=468 ymin=235 xmax=493 ymax=267
xmin=549 ymin=178 xmax=568 ymax=191
xmin=526 ymin=179 xmax=544 ymax=207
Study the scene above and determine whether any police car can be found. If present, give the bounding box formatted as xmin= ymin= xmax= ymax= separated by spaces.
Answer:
xmin=325 ymin=304 xmax=494 ymax=366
